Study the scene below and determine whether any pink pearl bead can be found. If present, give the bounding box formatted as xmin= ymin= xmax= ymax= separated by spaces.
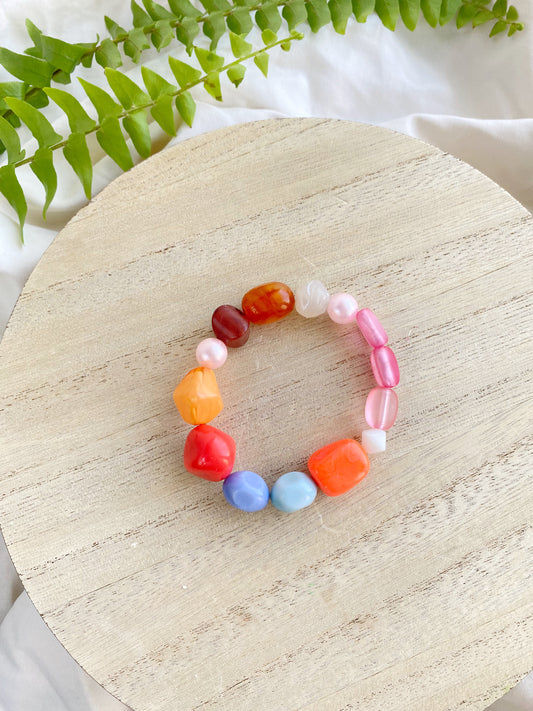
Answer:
xmin=356 ymin=308 xmax=388 ymax=347
xmin=365 ymin=387 xmax=398 ymax=430
xmin=195 ymin=338 xmax=228 ymax=369
xmin=327 ymin=293 xmax=358 ymax=324
xmin=370 ymin=346 xmax=399 ymax=387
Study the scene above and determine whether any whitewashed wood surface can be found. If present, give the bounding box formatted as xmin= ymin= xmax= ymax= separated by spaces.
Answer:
xmin=0 ymin=118 xmax=531 ymax=711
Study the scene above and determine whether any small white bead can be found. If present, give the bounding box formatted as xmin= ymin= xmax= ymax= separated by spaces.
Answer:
xmin=195 ymin=338 xmax=227 ymax=369
xmin=362 ymin=429 xmax=386 ymax=454
xmin=295 ymin=280 xmax=330 ymax=318
xmin=327 ymin=292 xmax=358 ymax=324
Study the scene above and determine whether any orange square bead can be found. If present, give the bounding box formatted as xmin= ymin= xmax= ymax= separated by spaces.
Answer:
xmin=308 ymin=439 xmax=370 ymax=496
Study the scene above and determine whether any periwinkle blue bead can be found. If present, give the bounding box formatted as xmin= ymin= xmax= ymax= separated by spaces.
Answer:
xmin=222 ymin=470 xmax=269 ymax=512
xmin=270 ymin=471 xmax=318 ymax=513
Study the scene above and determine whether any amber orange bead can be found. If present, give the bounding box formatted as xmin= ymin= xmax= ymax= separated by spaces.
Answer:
xmin=242 ymin=282 xmax=295 ymax=325
xmin=307 ymin=439 xmax=370 ymax=496
xmin=173 ymin=367 xmax=223 ymax=425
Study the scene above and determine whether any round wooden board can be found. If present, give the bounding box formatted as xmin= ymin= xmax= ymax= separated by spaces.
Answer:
xmin=0 ymin=118 xmax=531 ymax=711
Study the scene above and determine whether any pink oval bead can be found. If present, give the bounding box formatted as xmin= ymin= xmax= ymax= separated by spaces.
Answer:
xmin=370 ymin=346 xmax=399 ymax=387
xmin=356 ymin=308 xmax=388 ymax=347
xmin=365 ymin=387 xmax=398 ymax=430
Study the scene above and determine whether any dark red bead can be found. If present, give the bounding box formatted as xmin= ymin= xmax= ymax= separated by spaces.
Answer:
xmin=212 ymin=305 xmax=250 ymax=348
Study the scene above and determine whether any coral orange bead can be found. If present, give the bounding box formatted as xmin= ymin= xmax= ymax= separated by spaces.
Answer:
xmin=307 ymin=439 xmax=370 ymax=496
xmin=242 ymin=282 xmax=295 ymax=325
xmin=173 ymin=367 xmax=223 ymax=425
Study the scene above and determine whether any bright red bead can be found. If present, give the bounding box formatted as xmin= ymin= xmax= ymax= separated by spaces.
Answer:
xmin=212 ymin=305 xmax=250 ymax=348
xmin=242 ymin=282 xmax=295 ymax=325
xmin=183 ymin=424 xmax=236 ymax=481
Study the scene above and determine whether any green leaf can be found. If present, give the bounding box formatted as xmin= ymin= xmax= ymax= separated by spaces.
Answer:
xmin=489 ymin=17 xmax=507 ymax=33
xmin=168 ymin=0 xmax=202 ymax=17
xmin=26 ymin=89 xmax=49 ymax=109
xmin=328 ymin=0 xmax=353 ymax=32
xmin=255 ymin=3 xmax=283 ymax=32
xmin=141 ymin=66 xmax=176 ymax=100
xmin=227 ymin=64 xmax=246 ymax=87
xmin=492 ymin=0 xmax=507 ymax=14
xmin=0 ymin=81 xmax=27 ymax=111
xmin=131 ymin=0 xmax=153 ymax=26
xmin=203 ymin=71 xmax=222 ymax=101
xmin=0 ymin=48 xmax=55 ymax=88
xmin=439 ymin=0 xmax=462 ymax=24
xmin=105 ymin=68 xmax=150 ymax=109
xmin=400 ymin=0 xmax=420 ymax=29
xmin=375 ymin=0 xmax=400 ymax=28
xmin=176 ymin=17 xmax=201 ymax=54
xmin=472 ymin=8 xmax=493 ymax=25
xmin=152 ymin=19 xmax=175 ymax=49
xmin=123 ymin=110 xmax=151 ymax=158
xmin=44 ymin=87 xmax=96 ymax=133
xmin=5 ymin=97 xmax=61 ymax=148
xmin=150 ymin=93 xmax=177 ymax=134
xmin=143 ymin=0 xmax=176 ymax=19
xmin=199 ymin=0 xmax=231 ymax=10
xmin=456 ymin=2 xmax=477 ymax=26
xmin=40 ymin=35 xmax=87 ymax=73
xmin=282 ymin=0 xmax=308 ymax=28
xmin=169 ymin=55 xmax=202 ymax=88
xmin=105 ymin=16 xmax=128 ymax=39
xmin=254 ymin=52 xmax=269 ymax=76
xmin=175 ymin=91 xmax=196 ymax=126
xmin=506 ymin=5 xmax=518 ymax=20
xmin=229 ymin=32 xmax=253 ymax=57
xmin=306 ymin=0 xmax=332 ymax=31
xmin=0 ymin=115 xmax=25 ymax=163
xmin=79 ymin=78 xmax=123 ymax=122
xmin=53 ymin=70 xmax=72 ymax=85
xmin=30 ymin=147 xmax=57 ymax=218
xmin=352 ymin=0 xmax=376 ymax=21
xmin=507 ymin=21 xmax=521 ymax=35
xmin=0 ymin=165 xmax=27 ymax=240
xmin=123 ymin=28 xmax=151 ymax=62
xmin=96 ymin=116 xmax=133 ymax=171
xmin=194 ymin=47 xmax=225 ymax=73
xmin=202 ymin=11 xmax=227 ymax=49
xmin=25 ymin=20 xmax=43 ymax=57
xmin=63 ymin=132 xmax=93 ymax=199
xmin=5 ymin=113 xmax=21 ymax=128
xmin=95 ymin=38 xmax=123 ymax=69
xmin=227 ymin=8 xmax=254 ymax=34
xmin=261 ymin=28 xmax=279 ymax=43
xmin=420 ymin=0 xmax=442 ymax=26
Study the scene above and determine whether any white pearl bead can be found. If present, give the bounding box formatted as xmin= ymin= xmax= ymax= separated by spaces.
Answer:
xmin=362 ymin=429 xmax=386 ymax=454
xmin=195 ymin=338 xmax=227 ymax=369
xmin=295 ymin=280 xmax=330 ymax=318
xmin=327 ymin=292 xmax=358 ymax=324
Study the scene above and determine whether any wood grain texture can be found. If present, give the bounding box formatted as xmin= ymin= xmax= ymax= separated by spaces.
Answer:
xmin=0 ymin=118 xmax=531 ymax=711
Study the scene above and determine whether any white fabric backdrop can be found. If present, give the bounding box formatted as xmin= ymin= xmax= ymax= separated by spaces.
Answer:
xmin=0 ymin=0 xmax=531 ymax=709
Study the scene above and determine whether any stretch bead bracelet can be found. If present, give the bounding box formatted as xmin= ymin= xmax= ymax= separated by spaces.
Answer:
xmin=173 ymin=281 xmax=400 ymax=513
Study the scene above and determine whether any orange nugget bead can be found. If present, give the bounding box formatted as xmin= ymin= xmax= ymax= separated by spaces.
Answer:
xmin=242 ymin=282 xmax=295 ymax=325
xmin=308 ymin=439 xmax=370 ymax=496
xmin=173 ymin=367 xmax=223 ymax=425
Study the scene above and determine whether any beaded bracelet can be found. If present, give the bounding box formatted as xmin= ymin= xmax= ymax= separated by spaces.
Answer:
xmin=173 ymin=281 xmax=399 ymax=513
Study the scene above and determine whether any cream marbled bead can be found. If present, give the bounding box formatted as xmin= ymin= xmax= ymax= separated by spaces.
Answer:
xmin=362 ymin=429 xmax=386 ymax=454
xmin=327 ymin=292 xmax=358 ymax=324
xmin=195 ymin=338 xmax=228 ymax=369
xmin=294 ymin=280 xmax=330 ymax=318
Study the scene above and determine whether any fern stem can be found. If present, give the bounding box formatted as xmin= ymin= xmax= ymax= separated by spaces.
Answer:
xmin=11 ymin=34 xmax=300 ymax=170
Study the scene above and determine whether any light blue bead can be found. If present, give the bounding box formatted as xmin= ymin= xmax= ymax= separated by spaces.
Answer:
xmin=223 ymin=470 xmax=269 ymax=512
xmin=270 ymin=471 xmax=317 ymax=513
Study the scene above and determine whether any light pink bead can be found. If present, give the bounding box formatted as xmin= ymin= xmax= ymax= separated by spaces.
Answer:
xmin=327 ymin=293 xmax=358 ymax=324
xmin=370 ymin=346 xmax=399 ymax=387
xmin=365 ymin=387 xmax=398 ymax=430
xmin=195 ymin=338 xmax=227 ymax=369
xmin=356 ymin=308 xmax=388 ymax=347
